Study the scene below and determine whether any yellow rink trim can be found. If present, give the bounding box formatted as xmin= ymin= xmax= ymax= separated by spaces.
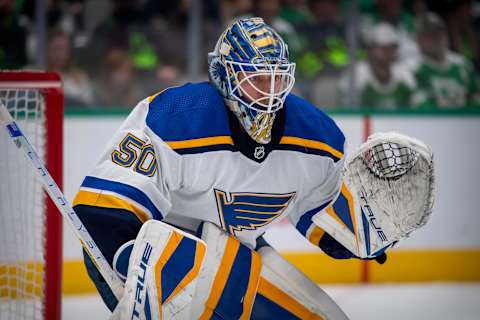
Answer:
xmin=282 ymin=249 xmax=480 ymax=284
xmin=62 ymin=260 xmax=97 ymax=295
xmin=53 ymin=249 xmax=480 ymax=295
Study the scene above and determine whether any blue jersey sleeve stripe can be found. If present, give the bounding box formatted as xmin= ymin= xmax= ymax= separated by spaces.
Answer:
xmin=296 ymin=201 xmax=332 ymax=237
xmin=81 ymin=176 xmax=163 ymax=220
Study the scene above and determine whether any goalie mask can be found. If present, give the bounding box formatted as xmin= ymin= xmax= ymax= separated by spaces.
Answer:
xmin=208 ymin=17 xmax=296 ymax=144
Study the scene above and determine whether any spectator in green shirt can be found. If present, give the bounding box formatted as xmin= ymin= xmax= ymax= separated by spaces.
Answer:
xmin=407 ymin=13 xmax=480 ymax=110
xmin=338 ymin=23 xmax=418 ymax=110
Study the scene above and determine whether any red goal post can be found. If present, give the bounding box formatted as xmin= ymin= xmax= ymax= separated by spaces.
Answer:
xmin=0 ymin=71 xmax=63 ymax=320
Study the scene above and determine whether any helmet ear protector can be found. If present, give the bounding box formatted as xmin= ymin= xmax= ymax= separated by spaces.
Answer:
xmin=208 ymin=52 xmax=228 ymax=98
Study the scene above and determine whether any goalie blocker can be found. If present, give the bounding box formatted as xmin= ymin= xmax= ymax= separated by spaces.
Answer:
xmin=313 ymin=132 xmax=434 ymax=258
xmin=110 ymin=220 xmax=348 ymax=320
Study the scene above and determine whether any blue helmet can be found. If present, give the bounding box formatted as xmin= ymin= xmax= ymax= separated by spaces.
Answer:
xmin=208 ymin=17 xmax=296 ymax=144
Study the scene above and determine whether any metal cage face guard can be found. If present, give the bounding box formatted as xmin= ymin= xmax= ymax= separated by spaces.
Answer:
xmin=208 ymin=17 xmax=296 ymax=143
xmin=226 ymin=60 xmax=296 ymax=113
xmin=224 ymin=60 xmax=295 ymax=144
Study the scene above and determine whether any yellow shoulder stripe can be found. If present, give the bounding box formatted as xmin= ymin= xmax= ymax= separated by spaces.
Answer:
xmin=279 ymin=136 xmax=343 ymax=159
xmin=166 ymin=136 xmax=234 ymax=150
xmin=73 ymin=190 xmax=149 ymax=223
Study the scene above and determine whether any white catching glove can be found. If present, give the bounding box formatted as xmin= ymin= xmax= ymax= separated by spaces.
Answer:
xmin=314 ymin=131 xmax=435 ymax=258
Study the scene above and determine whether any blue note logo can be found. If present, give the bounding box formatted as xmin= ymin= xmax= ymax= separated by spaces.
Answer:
xmin=214 ymin=189 xmax=296 ymax=236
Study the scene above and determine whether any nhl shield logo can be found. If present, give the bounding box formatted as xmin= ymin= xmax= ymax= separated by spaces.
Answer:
xmin=254 ymin=146 xmax=265 ymax=159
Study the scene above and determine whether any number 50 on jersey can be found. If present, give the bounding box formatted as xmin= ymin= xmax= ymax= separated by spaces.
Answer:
xmin=111 ymin=133 xmax=157 ymax=177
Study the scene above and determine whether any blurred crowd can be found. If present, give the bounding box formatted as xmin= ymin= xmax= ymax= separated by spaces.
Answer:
xmin=1 ymin=0 xmax=480 ymax=111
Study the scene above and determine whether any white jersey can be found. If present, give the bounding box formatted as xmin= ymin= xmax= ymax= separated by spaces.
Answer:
xmin=74 ymin=82 xmax=345 ymax=249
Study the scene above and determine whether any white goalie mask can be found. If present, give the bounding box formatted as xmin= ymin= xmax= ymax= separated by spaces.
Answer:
xmin=208 ymin=17 xmax=296 ymax=144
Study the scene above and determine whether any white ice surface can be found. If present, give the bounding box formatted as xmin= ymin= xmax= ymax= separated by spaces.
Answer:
xmin=62 ymin=283 xmax=480 ymax=320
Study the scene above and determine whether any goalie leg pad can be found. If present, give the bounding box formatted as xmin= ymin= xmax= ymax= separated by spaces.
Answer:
xmin=251 ymin=246 xmax=349 ymax=320
xmin=190 ymin=222 xmax=262 ymax=320
xmin=110 ymin=220 xmax=207 ymax=320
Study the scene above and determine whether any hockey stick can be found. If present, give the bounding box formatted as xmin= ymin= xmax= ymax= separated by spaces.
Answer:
xmin=0 ymin=102 xmax=125 ymax=300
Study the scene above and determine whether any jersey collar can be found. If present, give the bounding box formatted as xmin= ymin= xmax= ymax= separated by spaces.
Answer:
xmin=227 ymin=105 xmax=285 ymax=163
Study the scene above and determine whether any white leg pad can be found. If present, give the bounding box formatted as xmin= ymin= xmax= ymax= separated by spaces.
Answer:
xmin=190 ymin=222 xmax=262 ymax=320
xmin=110 ymin=220 xmax=207 ymax=320
xmin=255 ymin=246 xmax=350 ymax=320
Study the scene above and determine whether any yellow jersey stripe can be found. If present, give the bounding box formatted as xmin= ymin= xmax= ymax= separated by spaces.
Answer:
xmin=198 ymin=237 xmax=240 ymax=320
xmin=308 ymin=226 xmax=326 ymax=247
xmin=165 ymin=136 xmax=234 ymax=150
xmin=258 ymin=278 xmax=324 ymax=320
xmin=279 ymin=136 xmax=343 ymax=159
xmin=240 ymin=251 xmax=262 ymax=320
xmin=163 ymin=241 xmax=207 ymax=305
xmin=73 ymin=190 xmax=149 ymax=223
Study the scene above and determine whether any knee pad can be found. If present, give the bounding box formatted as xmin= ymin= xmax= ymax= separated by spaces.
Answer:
xmin=111 ymin=220 xmax=207 ymax=320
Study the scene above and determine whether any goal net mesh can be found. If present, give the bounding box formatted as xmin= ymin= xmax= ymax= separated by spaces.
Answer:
xmin=0 ymin=88 xmax=47 ymax=320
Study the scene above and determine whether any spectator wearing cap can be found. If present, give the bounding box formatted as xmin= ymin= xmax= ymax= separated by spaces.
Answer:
xmin=407 ymin=13 xmax=480 ymax=109
xmin=337 ymin=23 xmax=418 ymax=110
xmin=360 ymin=0 xmax=419 ymax=61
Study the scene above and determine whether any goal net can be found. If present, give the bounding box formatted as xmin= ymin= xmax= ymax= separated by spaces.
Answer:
xmin=0 ymin=72 xmax=63 ymax=320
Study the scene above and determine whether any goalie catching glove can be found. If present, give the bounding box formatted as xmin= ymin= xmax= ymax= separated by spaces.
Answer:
xmin=313 ymin=131 xmax=434 ymax=258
